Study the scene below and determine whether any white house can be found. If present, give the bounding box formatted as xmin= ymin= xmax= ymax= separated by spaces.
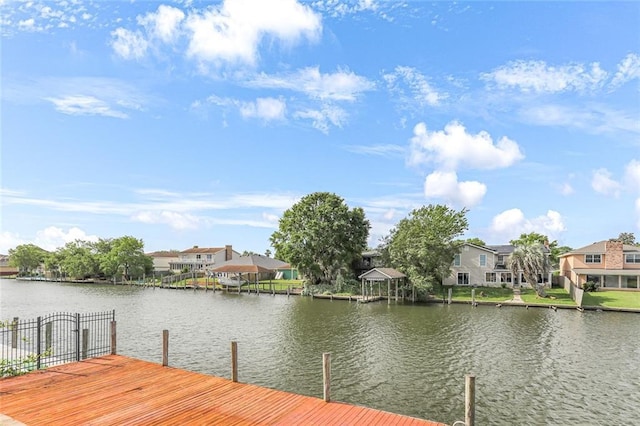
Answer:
xmin=443 ymin=243 xmax=551 ymax=288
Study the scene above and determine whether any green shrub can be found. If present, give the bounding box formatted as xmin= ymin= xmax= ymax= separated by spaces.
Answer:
xmin=582 ymin=281 xmax=599 ymax=292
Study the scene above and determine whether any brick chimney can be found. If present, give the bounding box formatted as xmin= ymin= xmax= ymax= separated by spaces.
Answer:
xmin=605 ymin=241 xmax=623 ymax=269
xmin=225 ymin=245 xmax=232 ymax=261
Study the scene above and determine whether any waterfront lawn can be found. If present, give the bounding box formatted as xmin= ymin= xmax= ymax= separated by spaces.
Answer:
xmin=520 ymin=288 xmax=576 ymax=305
xmin=441 ymin=286 xmax=513 ymax=302
xmin=581 ymin=291 xmax=640 ymax=309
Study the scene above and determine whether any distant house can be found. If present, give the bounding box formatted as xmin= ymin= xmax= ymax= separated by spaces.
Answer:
xmin=443 ymin=243 xmax=551 ymax=288
xmin=354 ymin=250 xmax=384 ymax=278
xmin=214 ymin=254 xmax=290 ymax=281
xmin=146 ymin=251 xmax=180 ymax=273
xmin=0 ymin=254 xmax=18 ymax=277
xmin=167 ymin=245 xmax=240 ymax=273
xmin=559 ymin=240 xmax=640 ymax=289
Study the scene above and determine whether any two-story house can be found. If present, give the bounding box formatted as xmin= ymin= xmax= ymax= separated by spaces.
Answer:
xmin=443 ymin=243 xmax=551 ymax=288
xmin=559 ymin=240 xmax=640 ymax=289
xmin=168 ymin=245 xmax=240 ymax=273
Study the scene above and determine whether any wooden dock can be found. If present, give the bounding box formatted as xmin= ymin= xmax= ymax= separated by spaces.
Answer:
xmin=0 ymin=355 xmax=445 ymax=425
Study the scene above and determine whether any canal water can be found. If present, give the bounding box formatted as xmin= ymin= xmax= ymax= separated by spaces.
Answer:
xmin=1 ymin=279 xmax=638 ymax=425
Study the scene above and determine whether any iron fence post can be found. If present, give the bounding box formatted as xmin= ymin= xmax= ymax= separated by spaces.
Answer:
xmin=75 ymin=313 xmax=81 ymax=361
xmin=37 ymin=316 xmax=42 ymax=370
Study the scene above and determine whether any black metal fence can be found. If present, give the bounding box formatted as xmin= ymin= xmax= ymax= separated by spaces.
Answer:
xmin=0 ymin=310 xmax=115 ymax=377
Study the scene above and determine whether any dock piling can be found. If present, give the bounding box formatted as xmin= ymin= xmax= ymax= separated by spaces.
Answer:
xmin=231 ymin=341 xmax=238 ymax=382
xmin=162 ymin=330 xmax=169 ymax=366
xmin=323 ymin=352 xmax=331 ymax=402
xmin=465 ymin=374 xmax=476 ymax=426
xmin=110 ymin=321 xmax=117 ymax=355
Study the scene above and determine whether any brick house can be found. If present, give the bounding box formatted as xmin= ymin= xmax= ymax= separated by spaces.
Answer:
xmin=559 ymin=241 xmax=640 ymax=289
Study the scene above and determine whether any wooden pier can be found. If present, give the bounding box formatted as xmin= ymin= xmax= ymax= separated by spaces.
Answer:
xmin=0 ymin=355 xmax=446 ymax=425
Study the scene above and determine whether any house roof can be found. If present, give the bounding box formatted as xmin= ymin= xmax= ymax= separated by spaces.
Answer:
xmin=213 ymin=264 xmax=274 ymax=274
xmin=214 ymin=254 xmax=288 ymax=271
xmin=486 ymin=244 xmax=513 ymax=254
xmin=559 ymin=241 xmax=640 ymax=256
xmin=463 ymin=243 xmax=498 ymax=253
xmin=358 ymin=267 xmax=406 ymax=280
xmin=147 ymin=251 xmax=180 ymax=258
xmin=181 ymin=246 xmax=226 ymax=254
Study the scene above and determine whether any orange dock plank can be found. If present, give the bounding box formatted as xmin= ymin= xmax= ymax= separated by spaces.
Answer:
xmin=0 ymin=355 xmax=446 ymax=425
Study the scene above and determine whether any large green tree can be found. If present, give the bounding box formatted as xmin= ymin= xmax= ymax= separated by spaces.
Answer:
xmin=270 ymin=192 xmax=370 ymax=286
xmin=57 ymin=240 xmax=99 ymax=279
xmin=99 ymin=236 xmax=152 ymax=280
xmin=8 ymin=244 xmax=47 ymax=275
xmin=507 ymin=243 xmax=549 ymax=297
xmin=380 ymin=205 xmax=468 ymax=291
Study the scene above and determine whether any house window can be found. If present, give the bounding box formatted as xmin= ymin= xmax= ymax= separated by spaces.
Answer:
xmin=485 ymin=272 xmax=496 ymax=283
xmin=501 ymin=273 xmax=512 ymax=283
xmin=206 ymin=254 xmax=212 ymax=261
xmin=479 ymin=254 xmax=486 ymax=266
xmin=625 ymin=254 xmax=640 ymax=263
xmin=196 ymin=254 xmax=201 ymax=260
xmin=453 ymin=254 xmax=461 ymax=266
xmin=585 ymin=254 xmax=601 ymax=263
xmin=457 ymin=273 xmax=469 ymax=285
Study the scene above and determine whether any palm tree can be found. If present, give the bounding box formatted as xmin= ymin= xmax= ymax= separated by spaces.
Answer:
xmin=507 ymin=243 xmax=549 ymax=298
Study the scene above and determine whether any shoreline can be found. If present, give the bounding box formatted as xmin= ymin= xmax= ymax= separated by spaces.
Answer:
xmin=7 ymin=277 xmax=640 ymax=313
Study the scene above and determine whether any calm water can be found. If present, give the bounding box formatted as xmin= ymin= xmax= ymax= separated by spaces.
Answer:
xmin=1 ymin=279 xmax=638 ymax=425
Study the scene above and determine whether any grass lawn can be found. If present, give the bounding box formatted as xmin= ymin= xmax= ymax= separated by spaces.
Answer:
xmin=582 ymin=291 xmax=640 ymax=309
xmin=520 ymin=288 xmax=576 ymax=306
xmin=441 ymin=286 xmax=514 ymax=302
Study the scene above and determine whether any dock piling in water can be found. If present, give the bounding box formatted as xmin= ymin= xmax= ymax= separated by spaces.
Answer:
xmin=465 ymin=374 xmax=475 ymax=426
xmin=323 ymin=352 xmax=331 ymax=402
xmin=162 ymin=330 xmax=169 ymax=366
xmin=231 ymin=341 xmax=238 ymax=382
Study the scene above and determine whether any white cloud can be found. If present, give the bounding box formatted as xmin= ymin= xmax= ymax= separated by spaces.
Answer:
xmin=2 ymin=188 xmax=299 ymax=218
xmin=519 ymin=103 xmax=640 ymax=135
xmin=45 ymin=95 xmax=129 ymax=119
xmin=34 ymin=226 xmax=99 ymax=251
xmin=239 ymin=97 xmax=287 ymax=121
xmin=262 ymin=212 xmax=280 ymax=224
xmin=247 ymin=67 xmax=374 ymax=101
xmin=344 ymin=144 xmax=405 ymax=157
xmin=138 ymin=5 xmax=185 ymax=44
xmin=624 ymin=159 xmax=640 ymax=192
xmin=424 ymin=170 xmax=487 ymax=207
xmin=0 ymin=231 xmax=26 ymax=254
xmin=184 ymin=0 xmax=321 ymax=66
xmin=559 ymin=182 xmax=574 ymax=196
xmin=490 ymin=209 xmax=566 ymax=242
xmin=482 ymin=60 xmax=608 ymax=93
xmin=611 ymin=53 xmax=640 ymax=88
xmin=18 ymin=18 xmax=38 ymax=31
xmin=131 ymin=211 xmax=203 ymax=230
xmin=110 ymin=27 xmax=149 ymax=60
xmin=383 ymin=66 xmax=445 ymax=107
xmin=591 ymin=168 xmax=621 ymax=197
xmin=294 ymin=104 xmax=347 ymax=133
xmin=636 ymin=198 xmax=640 ymax=230
xmin=409 ymin=121 xmax=524 ymax=170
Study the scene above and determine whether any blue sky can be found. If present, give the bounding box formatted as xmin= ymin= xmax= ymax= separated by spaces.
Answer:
xmin=1 ymin=0 xmax=639 ymax=255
